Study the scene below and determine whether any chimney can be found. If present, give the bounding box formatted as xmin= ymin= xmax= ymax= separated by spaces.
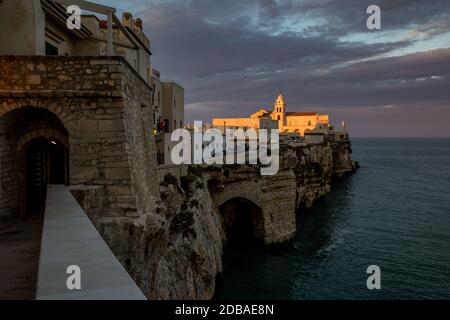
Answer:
xmin=135 ymin=18 xmax=143 ymax=30
xmin=122 ymin=12 xmax=133 ymax=28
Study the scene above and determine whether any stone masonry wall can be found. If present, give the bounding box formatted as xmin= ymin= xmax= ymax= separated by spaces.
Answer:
xmin=0 ymin=116 xmax=18 ymax=219
xmin=0 ymin=107 xmax=69 ymax=218
xmin=0 ymin=56 xmax=158 ymax=221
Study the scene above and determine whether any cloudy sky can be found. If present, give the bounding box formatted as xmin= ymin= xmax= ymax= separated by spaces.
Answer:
xmin=98 ymin=0 xmax=450 ymax=137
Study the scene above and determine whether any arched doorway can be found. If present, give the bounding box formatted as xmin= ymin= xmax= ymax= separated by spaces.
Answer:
xmin=25 ymin=137 xmax=69 ymax=215
xmin=0 ymin=107 xmax=69 ymax=299
xmin=0 ymin=107 xmax=69 ymax=218
xmin=219 ymin=197 xmax=264 ymax=245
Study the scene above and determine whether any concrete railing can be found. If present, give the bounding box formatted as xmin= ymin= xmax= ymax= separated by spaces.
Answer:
xmin=36 ymin=185 xmax=146 ymax=300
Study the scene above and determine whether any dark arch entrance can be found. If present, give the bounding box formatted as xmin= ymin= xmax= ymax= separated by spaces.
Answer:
xmin=25 ymin=137 xmax=69 ymax=215
xmin=219 ymin=198 xmax=264 ymax=245
xmin=0 ymin=107 xmax=70 ymax=218
xmin=0 ymin=107 xmax=69 ymax=299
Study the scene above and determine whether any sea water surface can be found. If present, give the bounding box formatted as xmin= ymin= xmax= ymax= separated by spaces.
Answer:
xmin=215 ymin=138 xmax=450 ymax=299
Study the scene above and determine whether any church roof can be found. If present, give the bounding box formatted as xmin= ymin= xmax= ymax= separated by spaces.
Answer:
xmin=250 ymin=108 xmax=272 ymax=118
xmin=285 ymin=112 xmax=318 ymax=117
xmin=275 ymin=94 xmax=285 ymax=105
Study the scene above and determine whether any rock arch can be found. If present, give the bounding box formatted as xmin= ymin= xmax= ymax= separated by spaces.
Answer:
xmin=219 ymin=197 xmax=264 ymax=243
xmin=211 ymin=180 xmax=262 ymax=210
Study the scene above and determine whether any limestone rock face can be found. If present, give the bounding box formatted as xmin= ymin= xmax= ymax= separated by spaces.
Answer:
xmin=331 ymin=141 xmax=358 ymax=178
xmin=148 ymin=182 xmax=224 ymax=299
xmin=294 ymin=144 xmax=333 ymax=208
xmin=76 ymin=139 xmax=356 ymax=300
xmin=95 ymin=180 xmax=224 ymax=300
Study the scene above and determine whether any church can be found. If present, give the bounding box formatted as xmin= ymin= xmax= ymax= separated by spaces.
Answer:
xmin=212 ymin=94 xmax=330 ymax=136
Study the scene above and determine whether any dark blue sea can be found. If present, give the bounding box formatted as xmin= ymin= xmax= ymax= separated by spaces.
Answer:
xmin=215 ymin=138 xmax=450 ymax=299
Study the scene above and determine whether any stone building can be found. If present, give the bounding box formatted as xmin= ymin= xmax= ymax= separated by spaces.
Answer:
xmin=212 ymin=94 xmax=330 ymax=136
xmin=0 ymin=0 xmax=169 ymax=220
xmin=0 ymin=0 xmax=152 ymax=82
xmin=0 ymin=0 xmax=185 ymax=167
xmin=0 ymin=0 xmax=190 ymax=299
xmin=151 ymin=70 xmax=185 ymax=165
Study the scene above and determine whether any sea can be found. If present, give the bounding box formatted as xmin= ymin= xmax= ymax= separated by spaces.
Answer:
xmin=215 ymin=138 xmax=450 ymax=299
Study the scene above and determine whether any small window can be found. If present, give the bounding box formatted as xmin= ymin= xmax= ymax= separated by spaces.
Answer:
xmin=174 ymin=120 xmax=177 ymax=130
xmin=45 ymin=42 xmax=58 ymax=56
xmin=152 ymin=84 xmax=156 ymax=104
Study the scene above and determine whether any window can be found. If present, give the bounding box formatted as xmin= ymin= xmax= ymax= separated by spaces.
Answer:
xmin=308 ymin=121 xmax=312 ymax=126
xmin=45 ymin=42 xmax=58 ymax=56
xmin=180 ymin=120 xmax=183 ymax=128
xmin=164 ymin=119 xmax=170 ymax=133
xmin=152 ymin=84 xmax=156 ymax=105
xmin=277 ymin=116 xmax=280 ymax=120
xmin=174 ymin=120 xmax=177 ymax=130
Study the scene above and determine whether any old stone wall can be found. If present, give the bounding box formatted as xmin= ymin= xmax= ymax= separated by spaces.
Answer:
xmin=120 ymin=63 xmax=159 ymax=216
xmin=0 ymin=117 xmax=18 ymax=219
xmin=0 ymin=56 xmax=158 ymax=220
xmin=0 ymin=107 xmax=69 ymax=218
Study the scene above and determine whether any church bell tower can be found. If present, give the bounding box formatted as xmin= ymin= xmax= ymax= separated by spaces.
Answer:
xmin=272 ymin=94 xmax=286 ymax=131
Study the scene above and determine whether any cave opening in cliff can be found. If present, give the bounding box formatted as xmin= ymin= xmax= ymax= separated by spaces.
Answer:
xmin=219 ymin=198 xmax=264 ymax=246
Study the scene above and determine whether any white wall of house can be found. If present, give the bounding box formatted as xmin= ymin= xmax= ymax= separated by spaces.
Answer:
xmin=0 ymin=0 xmax=45 ymax=55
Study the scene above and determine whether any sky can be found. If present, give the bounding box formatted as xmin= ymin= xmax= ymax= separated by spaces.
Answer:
xmin=97 ymin=0 xmax=450 ymax=137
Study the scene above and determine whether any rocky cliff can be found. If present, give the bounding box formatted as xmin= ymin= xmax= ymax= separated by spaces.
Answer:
xmin=92 ymin=176 xmax=224 ymax=300
xmin=293 ymin=140 xmax=357 ymax=208
xmin=76 ymin=139 xmax=357 ymax=300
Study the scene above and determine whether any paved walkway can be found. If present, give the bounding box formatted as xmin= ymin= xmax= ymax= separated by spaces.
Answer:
xmin=36 ymin=185 xmax=146 ymax=300
xmin=0 ymin=214 xmax=43 ymax=300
